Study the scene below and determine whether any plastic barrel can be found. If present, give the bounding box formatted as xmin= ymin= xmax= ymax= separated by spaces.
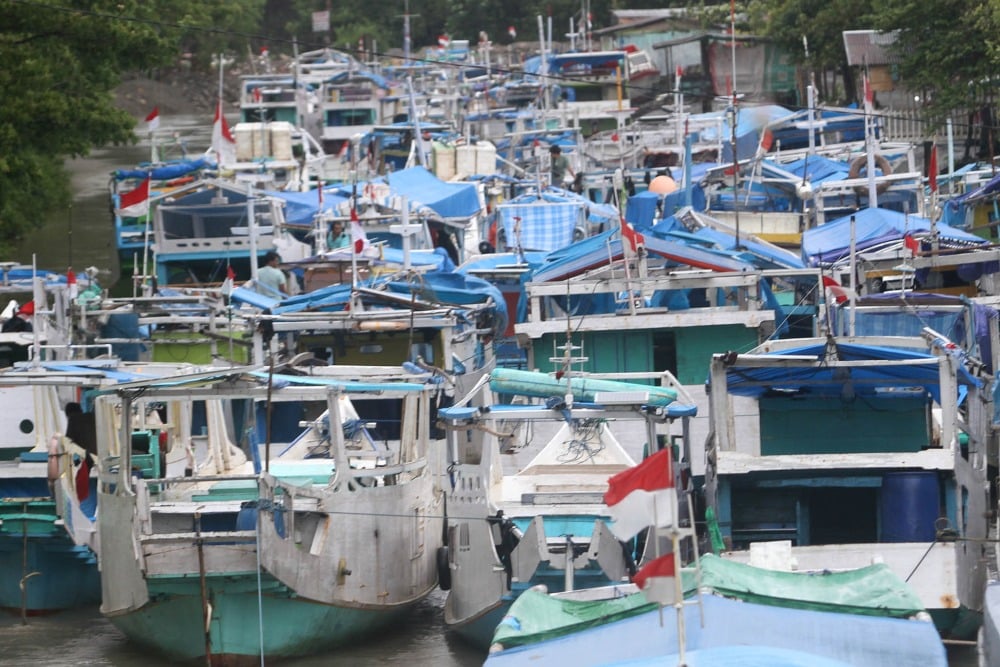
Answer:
xmin=880 ymin=471 xmax=939 ymax=542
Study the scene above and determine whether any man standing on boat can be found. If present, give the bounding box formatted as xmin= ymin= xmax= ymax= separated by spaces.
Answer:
xmin=257 ymin=250 xmax=288 ymax=296
xmin=549 ymin=144 xmax=574 ymax=187
xmin=328 ymin=220 xmax=350 ymax=250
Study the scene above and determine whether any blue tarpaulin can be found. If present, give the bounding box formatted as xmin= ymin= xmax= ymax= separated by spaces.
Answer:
xmin=386 ymin=166 xmax=482 ymax=219
xmin=801 ymin=207 xmax=988 ymax=266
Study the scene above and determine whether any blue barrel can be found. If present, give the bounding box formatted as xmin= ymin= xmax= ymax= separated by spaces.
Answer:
xmin=880 ymin=472 xmax=940 ymax=542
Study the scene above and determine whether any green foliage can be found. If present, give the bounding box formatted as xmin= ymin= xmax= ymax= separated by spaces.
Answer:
xmin=0 ymin=0 xmax=172 ymax=249
xmin=870 ymin=0 xmax=998 ymax=118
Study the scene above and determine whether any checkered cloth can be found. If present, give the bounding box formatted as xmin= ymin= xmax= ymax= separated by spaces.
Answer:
xmin=498 ymin=201 xmax=582 ymax=251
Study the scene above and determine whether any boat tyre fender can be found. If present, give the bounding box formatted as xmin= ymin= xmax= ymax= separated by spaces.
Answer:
xmin=848 ymin=155 xmax=892 ymax=196
xmin=437 ymin=545 xmax=451 ymax=591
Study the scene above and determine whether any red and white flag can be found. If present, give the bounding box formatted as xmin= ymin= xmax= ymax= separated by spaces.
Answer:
xmin=863 ymin=74 xmax=874 ymax=111
xmin=620 ymin=216 xmax=645 ymax=255
xmin=116 ymin=177 xmax=151 ymax=218
xmin=822 ymin=275 xmax=855 ymax=304
xmin=603 ymin=447 xmax=675 ymax=540
xmin=633 ymin=552 xmax=679 ymax=606
xmin=66 ymin=268 xmax=78 ymax=301
xmin=350 ymin=207 xmax=369 ymax=254
xmin=145 ymin=107 xmax=160 ymax=132
xmin=438 ymin=34 xmax=450 ymax=49
xmin=212 ymin=100 xmax=236 ymax=166
xmin=508 ymin=26 xmax=517 ymax=40
xmin=903 ymin=233 xmax=920 ymax=257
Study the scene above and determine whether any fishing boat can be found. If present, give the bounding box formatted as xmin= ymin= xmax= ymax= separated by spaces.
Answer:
xmin=704 ymin=326 xmax=992 ymax=639
xmin=0 ymin=355 xmax=200 ymax=616
xmin=96 ymin=364 xmax=446 ymax=663
xmin=436 ymin=367 xmax=697 ymax=648
xmin=483 ymin=555 xmax=946 ymax=667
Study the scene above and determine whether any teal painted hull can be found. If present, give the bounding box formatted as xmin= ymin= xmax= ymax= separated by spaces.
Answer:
xmin=109 ymin=571 xmax=419 ymax=663
xmin=0 ymin=533 xmax=100 ymax=613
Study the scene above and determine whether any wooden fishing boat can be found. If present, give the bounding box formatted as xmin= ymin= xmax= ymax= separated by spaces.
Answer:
xmin=96 ymin=365 xmax=446 ymax=664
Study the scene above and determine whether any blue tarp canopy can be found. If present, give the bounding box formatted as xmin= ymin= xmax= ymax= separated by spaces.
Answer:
xmin=721 ymin=341 xmax=980 ymax=404
xmin=386 ymin=166 xmax=482 ymax=219
xmin=801 ymin=207 xmax=988 ymax=266
xmin=267 ymin=188 xmax=350 ymax=227
xmin=626 ymin=187 xmax=708 ymax=228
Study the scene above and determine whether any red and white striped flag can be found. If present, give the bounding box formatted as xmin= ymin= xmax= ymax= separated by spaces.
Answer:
xmin=212 ymin=100 xmax=236 ymax=166
xmin=145 ymin=107 xmax=160 ymax=132
xmin=633 ymin=552 xmax=679 ymax=606
xmin=350 ymin=207 xmax=368 ymax=254
xmin=604 ymin=447 xmax=675 ymax=540
xmin=66 ymin=268 xmax=78 ymax=301
xmin=620 ymin=216 xmax=645 ymax=255
xmin=116 ymin=177 xmax=151 ymax=218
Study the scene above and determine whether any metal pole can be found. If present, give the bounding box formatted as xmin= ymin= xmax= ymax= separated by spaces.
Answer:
xmin=195 ymin=512 xmax=213 ymax=666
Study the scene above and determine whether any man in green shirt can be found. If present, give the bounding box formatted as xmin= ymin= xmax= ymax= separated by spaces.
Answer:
xmin=549 ymin=144 xmax=574 ymax=186
xmin=257 ymin=250 xmax=287 ymax=296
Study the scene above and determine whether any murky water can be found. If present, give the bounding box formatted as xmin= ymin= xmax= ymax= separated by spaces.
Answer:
xmin=0 ymin=591 xmax=482 ymax=666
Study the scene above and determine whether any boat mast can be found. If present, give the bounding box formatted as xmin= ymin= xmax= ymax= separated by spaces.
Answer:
xmin=729 ymin=0 xmax=741 ymax=249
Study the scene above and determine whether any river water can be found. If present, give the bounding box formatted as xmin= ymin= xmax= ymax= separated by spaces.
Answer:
xmin=8 ymin=114 xmax=982 ymax=667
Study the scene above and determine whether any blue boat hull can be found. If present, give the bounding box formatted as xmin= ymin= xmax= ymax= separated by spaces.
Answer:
xmin=485 ymin=593 xmax=947 ymax=667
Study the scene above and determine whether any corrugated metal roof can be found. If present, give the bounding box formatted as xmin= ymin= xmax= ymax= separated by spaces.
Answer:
xmin=842 ymin=30 xmax=903 ymax=66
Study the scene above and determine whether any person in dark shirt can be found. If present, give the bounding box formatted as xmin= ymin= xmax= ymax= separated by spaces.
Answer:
xmin=64 ymin=402 xmax=98 ymax=461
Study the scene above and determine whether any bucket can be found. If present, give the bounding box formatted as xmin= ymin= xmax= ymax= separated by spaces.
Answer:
xmin=880 ymin=471 xmax=939 ymax=542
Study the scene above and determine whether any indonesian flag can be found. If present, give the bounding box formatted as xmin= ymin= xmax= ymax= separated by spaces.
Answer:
xmin=350 ymin=207 xmax=368 ymax=254
xmin=603 ymin=447 xmax=675 ymax=540
xmin=633 ymin=552 xmax=679 ymax=606
xmin=863 ymin=74 xmax=874 ymax=110
xmin=66 ymin=268 xmax=78 ymax=301
xmin=116 ymin=177 xmax=151 ymax=218
xmin=903 ymin=233 xmax=920 ymax=257
xmin=212 ymin=100 xmax=236 ymax=166
xmin=620 ymin=216 xmax=645 ymax=254
xmin=822 ymin=275 xmax=854 ymax=304
xmin=508 ymin=26 xmax=517 ymax=40
xmin=145 ymin=107 xmax=160 ymax=132
xmin=221 ymin=264 xmax=236 ymax=297
xmin=438 ymin=34 xmax=450 ymax=49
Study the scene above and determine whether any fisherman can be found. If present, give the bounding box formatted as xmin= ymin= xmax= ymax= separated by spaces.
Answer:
xmin=256 ymin=250 xmax=288 ymax=296
xmin=549 ymin=144 xmax=574 ymax=186
xmin=328 ymin=220 xmax=350 ymax=249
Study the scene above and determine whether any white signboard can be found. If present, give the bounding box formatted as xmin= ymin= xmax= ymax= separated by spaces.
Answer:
xmin=312 ymin=11 xmax=330 ymax=33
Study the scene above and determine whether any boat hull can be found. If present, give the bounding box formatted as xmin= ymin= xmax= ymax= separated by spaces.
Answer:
xmin=485 ymin=592 xmax=947 ymax=667
xmin=108 ymin=571 xmax=419 ymax=664
xmin=0 ymin=501 xmax=101 ymax=614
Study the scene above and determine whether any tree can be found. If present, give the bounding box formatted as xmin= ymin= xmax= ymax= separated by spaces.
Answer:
xmin=0 ymin=0 xmax=271 ymax=253
xmin=748 ymin=0 xmax=872 ymax=104
xmin=870 ymin=0 xmax=999 ymax=121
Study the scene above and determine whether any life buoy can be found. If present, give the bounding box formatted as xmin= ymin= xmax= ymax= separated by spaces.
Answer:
xmin=848 ymin=155 xmax=892 ymax=196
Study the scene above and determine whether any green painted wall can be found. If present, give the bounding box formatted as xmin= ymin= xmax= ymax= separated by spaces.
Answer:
xmin=535 ymin=330 xmax=653 ymax=379
xmin=760 ymin=397 xmax=928 ymax=455
xmin=674 ymin=325 xmax=758 ymax=385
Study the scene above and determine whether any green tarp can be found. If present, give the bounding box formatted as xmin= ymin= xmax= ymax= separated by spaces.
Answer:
xmin=492 ymin=554 xmax=926 ymax=649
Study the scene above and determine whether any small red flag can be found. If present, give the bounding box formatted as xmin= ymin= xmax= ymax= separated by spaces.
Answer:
xmin=904 ymin=234 xmax=920 ymax=256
